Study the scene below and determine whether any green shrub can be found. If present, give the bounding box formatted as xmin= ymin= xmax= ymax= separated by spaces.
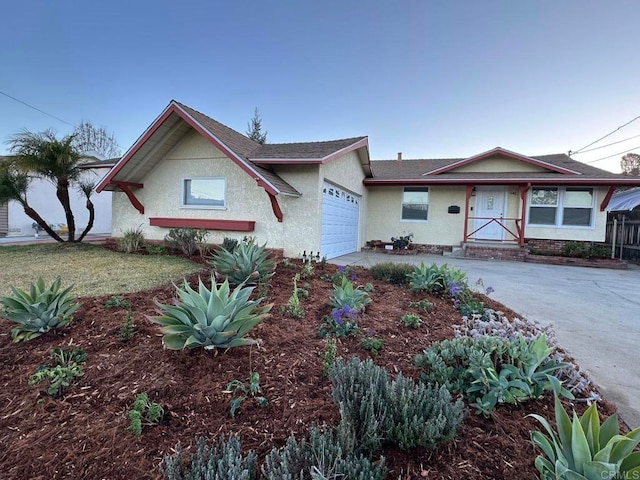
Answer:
xmin=262 ymin=425 xmax=387 ymax=480
xmin=162 ymin=435 xmax=257 ymax=480
xmin=225 ymin=372 xmax=268 ymax=418
xmin=529 ymin=395 xmax=640 ymax=480
xmin=322 ymin=338 xmax=337 ymax=378
xmin=0 ymin=277 xmax=79 ymax=342
xmin=300 ymin=261 xmax=314 ymax=279
xmin=360 ymin=336 xmax=384 ymax=355
xmin=330 ymin=357 xmax=464 ymax=453
xmin=329 ymin=277 xmax=371 ymax=312
xmin=210 ymin=240 xmax=275 ymax=286
xmin=408 ymin=299 xmax=433 ymax=312
xmin=29 ymin=347 xmax=86 ymax=397
xmin=561 ymin=241 xmax=610 ymax=259
xmin=401 ymin=313 xmax=422 ymax=329
xmin=104 ymin=296 xmax=131 ymax=310
xmin=369 ymin=262 xmax=413 ymax=284
xmin=222 ymin=237 xmax=239 ymax=253
xmin=319 ymin=307 xmax=360 ymax=338
xmin=144 ymin=244 xmax=167 ymax=255
xmin=280 ymin=273 xmax=305 ymax=319
xmin=119 ymin=310 xmax=136 ymax=342
xmin=150 ymin=278 xmax=272 ymax=350
xmin=129 ymin=392 xmax=164 ymax=436
xmin=164 ymin=228 xmax=208 ymax=256
xmin=118 ymin=227 xmax=145 ymax=253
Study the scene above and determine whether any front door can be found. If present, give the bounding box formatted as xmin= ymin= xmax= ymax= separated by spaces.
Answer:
xmin=473 ymin=188 xmax=506 ymax=240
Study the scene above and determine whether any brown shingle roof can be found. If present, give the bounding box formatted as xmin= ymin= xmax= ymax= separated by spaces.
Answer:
xmin=251 ymin=137 xmax=367 ymax=160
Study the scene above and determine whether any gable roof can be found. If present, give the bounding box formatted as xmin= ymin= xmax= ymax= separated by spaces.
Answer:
xmin=365 ymin=148 xmax=640 ymax=187
xmin=97 ymin=101 xmax=371 ymax=196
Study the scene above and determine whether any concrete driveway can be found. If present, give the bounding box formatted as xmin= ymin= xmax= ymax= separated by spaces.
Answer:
xmin=332 ymin=251 xmax=640 ymax=428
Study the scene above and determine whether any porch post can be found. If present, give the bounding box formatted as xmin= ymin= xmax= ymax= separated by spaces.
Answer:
xmin=519 ymin=183 xmax=531 ymax=247
xmin=464 ymin=185 xmax=473 ymax=243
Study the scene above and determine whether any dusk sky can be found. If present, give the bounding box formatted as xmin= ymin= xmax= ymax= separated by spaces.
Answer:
xmin=1 ymin=1 xmax=639 ymax=172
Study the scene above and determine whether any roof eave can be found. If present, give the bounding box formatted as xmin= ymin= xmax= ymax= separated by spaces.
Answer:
xmin=364 ymin=177 xmax=640 ymax=187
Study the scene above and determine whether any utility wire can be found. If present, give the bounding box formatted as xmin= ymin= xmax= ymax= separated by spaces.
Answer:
xmin=571 ymin=114 xmax=640 ymax=155
xmin=585 ymin=145 xmax=640 ymax=163
xmin=0 ymin=90 xmax=75 ymax=127
xmin=572 ymin=132 xmax=640 ymax=154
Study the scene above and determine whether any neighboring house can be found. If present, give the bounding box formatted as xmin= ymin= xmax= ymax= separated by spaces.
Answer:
xmin=0 ymin=156 xmax=115 ymax=237
xmin=97 ymin=100 xmax=640 ymax=259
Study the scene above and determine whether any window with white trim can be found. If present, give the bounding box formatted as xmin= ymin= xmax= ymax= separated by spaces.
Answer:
xmin=182 ymin=177 xmax=226 ymax=208
xmin=528 ymin=187 xmax=594 ymax=227
xmin=402 ymin=187 xmax=429 ymax=221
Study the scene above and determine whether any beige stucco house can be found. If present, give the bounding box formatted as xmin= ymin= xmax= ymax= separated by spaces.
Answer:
xmin=97 ymin=101 xmax=640 ymax=259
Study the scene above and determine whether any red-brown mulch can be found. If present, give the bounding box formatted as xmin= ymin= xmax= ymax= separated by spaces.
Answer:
xmin=0 ymin=251 xmax=618 ymax=480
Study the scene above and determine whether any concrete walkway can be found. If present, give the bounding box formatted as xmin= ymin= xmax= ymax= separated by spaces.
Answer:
xmin=332 ymin=251 xmax=640 ymax=428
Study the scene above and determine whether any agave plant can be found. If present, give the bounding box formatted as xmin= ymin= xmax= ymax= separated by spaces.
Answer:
xmin=407 ymin=262 xmax=446 ymax=293
xmin=329 ymin=277 xmax=371 ymax=312
xmin=149 ymin=278 xmax=272 ymax=350
xmin=210 ymin=241 xmax=275 ymax=286
xmin=0 ymin=277 xmax=79 ymax=342
xmin=529 ymin=395 xmax=640 ymax=479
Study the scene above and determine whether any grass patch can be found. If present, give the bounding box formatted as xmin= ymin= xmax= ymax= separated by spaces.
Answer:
xmin=0 ymin=243 xmax=204 ymax=297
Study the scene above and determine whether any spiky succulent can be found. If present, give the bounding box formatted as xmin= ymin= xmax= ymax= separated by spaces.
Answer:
xmin=210 ymin=241 xmax=275 ymax=286
xmin=149 ymin=278 xmax=272 ymax=350
xmin=0 ymin=277 xmax=79 ymax=342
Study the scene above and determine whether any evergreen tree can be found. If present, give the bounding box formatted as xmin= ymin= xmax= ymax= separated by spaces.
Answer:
xmin=246 ymin=108 xmax=267 ymax=144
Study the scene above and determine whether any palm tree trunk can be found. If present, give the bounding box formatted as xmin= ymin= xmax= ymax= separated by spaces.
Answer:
xmin=76 ymin=198 xmax=95 ymax=242
xmin=56 ymin=179 xmax=76 ymax=242
xmin=23 ymin=206 xmax=64 ymax=242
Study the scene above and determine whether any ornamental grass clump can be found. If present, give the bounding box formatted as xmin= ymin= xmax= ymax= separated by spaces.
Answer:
xmin=210 ymin=240 xmax=275 ymax=286
xmin=529 ymin=395 xmax=640 ymax=480
xmin=0 ymin=277 xmax=79 ymax=342
xmin=149 ymin=278 xmax=272 ymax=350
xmin=369 ymin=262 xmax=414 ymax=285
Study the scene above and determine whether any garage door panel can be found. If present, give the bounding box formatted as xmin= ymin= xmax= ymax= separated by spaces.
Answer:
xmin=321 ymin=182 xmax=360 ymax=259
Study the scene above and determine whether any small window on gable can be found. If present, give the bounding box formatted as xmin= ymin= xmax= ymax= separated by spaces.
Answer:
xmin=402 ymin=187 xmax=429 ymax=221
xmin=182 ymin=177 xmax=226 ymax=208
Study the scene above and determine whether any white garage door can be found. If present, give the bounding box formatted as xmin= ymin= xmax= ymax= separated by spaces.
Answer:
xmin=321 ymin=182 xmax=360 ymax=259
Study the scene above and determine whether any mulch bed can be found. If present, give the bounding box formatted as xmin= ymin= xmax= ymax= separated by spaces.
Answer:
xmin=0 ymin=248 xmax=618 ymax=479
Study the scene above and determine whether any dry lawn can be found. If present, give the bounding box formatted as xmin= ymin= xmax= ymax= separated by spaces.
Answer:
xmin=0 ymin=243 xmax=204 ymax=297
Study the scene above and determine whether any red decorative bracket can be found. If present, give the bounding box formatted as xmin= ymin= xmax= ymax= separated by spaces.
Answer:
xmin=268 ymin=192 xmax=283 ymax=223
xmin=112 ymin=181 xmax=144 ymax=214
xmin=600 ymin=186 xmax=616 ymax=212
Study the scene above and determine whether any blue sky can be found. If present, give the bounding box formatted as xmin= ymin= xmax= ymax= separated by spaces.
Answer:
xmin=1 ymin=0 xmax=639 ymax=172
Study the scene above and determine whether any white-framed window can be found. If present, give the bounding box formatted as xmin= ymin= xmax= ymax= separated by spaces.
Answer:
xmin=401 ymin=187 xmax=429 ymax=221
xmin=528 ymin=187 xmax=594 ymax=227
xmin=182 ymin=177 xmax=226 ymax=209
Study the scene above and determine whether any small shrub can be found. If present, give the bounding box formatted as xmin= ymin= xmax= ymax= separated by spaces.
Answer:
xmin=149 ymin=278 xmax=272 ymax=350
xmin=262 ymin=425 xmax=387 ymax=480
xmin=330 ymin=357 xmax=464 ymax=453
xmin=561 ymin=241 xmax=610 ymax=259
xmin=118 ymin=227 xmax=144 ymax=253
xmin=360 ymin=336 xmax=384 ymax=355
xmin=162 ymin=435 xmax=257 ymax=480
xmin=210 ymin=240 xmax=275 ymax=286
xmin=529 ymin=395 xmax=640 ymax=479
xmin=408 ymin=299 xmax=433 ymax=312
xmin=225 ymin=372 xmax=268 ymax=418
xmin=119 ymin=310 xmax=136 ymax=342
xmin=401 ymin=313 xmax=422 ymax=329
xmin=370 ymin=262 xmax=413 ymax=285
xmin=300 ymin=261 xmax=314 ymax=279
xmin=144 ymin=244 xmax=167 ymax=255
xmin=0 ymin=277 xmax=79 ymax=342
xmin=322 ymin=338 xmax=337 ymax=378
xmin=319 ymin=306 xmax=360 ymax=338
xmin=164 ymin=228 xmax=208 ymax=256
xmin=280 ymin=257 xmax=296 ymax=269
xmin=104 ymin=296 xmax=131 ymax=310
xmin=128 ymin=392 xmax=164 ymax=436
xmin=29 ymin=347 xmax=86 ymax=397
xmin=222 ymin=237 xmax=239 ymax=253
xmin=322 ymin=264 xmax=357 ymax=285
xmin=329 ymin=277 xmax=371 ymax=312
xmin=280 ymin=273 xmax=305 ymax=319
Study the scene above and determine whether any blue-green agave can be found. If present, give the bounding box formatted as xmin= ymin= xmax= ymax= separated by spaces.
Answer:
xmin=0 ymin=277 xmax=79 ymax=342
xmin=149 ymin=278 xmax=272 ymax=350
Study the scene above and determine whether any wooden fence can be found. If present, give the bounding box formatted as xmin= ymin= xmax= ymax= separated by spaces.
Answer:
xmin=605 ymin=218 xmax=640 ymax=262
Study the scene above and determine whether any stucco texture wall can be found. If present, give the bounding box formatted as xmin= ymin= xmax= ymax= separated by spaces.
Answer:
xmin=452 ymin=155 xmax=549 ymax=173
xmin=366 ymin=186 xmax=466 ymax=245
xmin=112 ymin=131 xmax=286 ymax=248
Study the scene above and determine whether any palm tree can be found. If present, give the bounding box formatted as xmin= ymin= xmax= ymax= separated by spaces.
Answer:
xmin=2 ymin=130 xmax=95 ymax=242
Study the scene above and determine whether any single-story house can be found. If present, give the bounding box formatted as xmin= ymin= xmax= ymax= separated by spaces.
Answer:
xmin=0 ymin=156 xmax=114 ymax=237
xmin=96 ymin=100 xmax=640 ymax=259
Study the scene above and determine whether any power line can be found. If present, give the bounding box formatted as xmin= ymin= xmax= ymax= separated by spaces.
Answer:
xmin=572 ymin=114 xmax=640 ymax=155
xmin=572 ymin=132 xmax=640 ymax=154
xmin=0 ymin=90 xmax=75 ymax=127
xmin=585 ymin=145 xmax=640 ymax=163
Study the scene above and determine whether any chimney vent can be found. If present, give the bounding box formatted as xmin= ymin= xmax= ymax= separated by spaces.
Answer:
xmin=397 ymin=152 xmax=402 ymax=161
